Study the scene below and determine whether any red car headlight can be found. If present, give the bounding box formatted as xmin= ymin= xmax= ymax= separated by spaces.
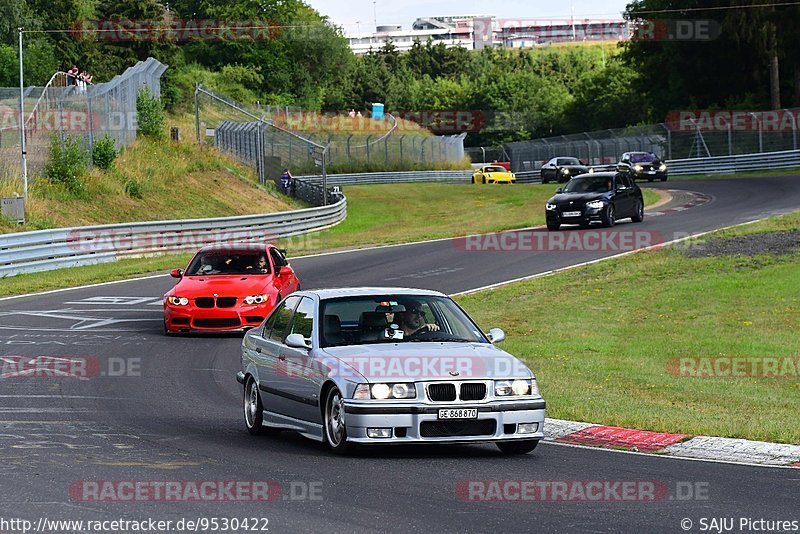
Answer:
xmin=167 ymin=296 xmax=189 ymax=306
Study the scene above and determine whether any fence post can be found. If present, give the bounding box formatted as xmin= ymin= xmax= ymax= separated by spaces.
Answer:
xmin=322 ymin=144 xmax=328 ymax=206
xmin=784 ymin=109 xmax=797 ymax=150
xmin=347 ymin=134 xmax=352 ymax=164
xmin=86 ymin=93 xmax=95 ymax=157
xmin=366 ymin=135 xmax=372 ymax=163
xmin=421 ymin=137 xmax=427 ymax=162
xmin=194 ymin=83 xmax=201 ymax=144
xmin=399 ymin=135 xmax=404 ymax=162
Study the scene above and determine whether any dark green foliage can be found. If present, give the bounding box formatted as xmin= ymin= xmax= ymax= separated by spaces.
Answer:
xmin=136 ymin=87 xmax=165 ymax=139
xmin=45 ymin=134 xmax=88 ymax=195
xmin=92 ymin=134 xmax=117 ymax=170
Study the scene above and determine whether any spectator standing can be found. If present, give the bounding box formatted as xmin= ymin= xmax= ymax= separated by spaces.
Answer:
xmin=67 ymin=65 xmax=79 ymax=86
xmin=279 ymin=168 xmax=294 ymax=196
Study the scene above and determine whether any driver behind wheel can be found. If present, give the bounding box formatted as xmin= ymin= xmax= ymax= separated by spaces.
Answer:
xmin=394 ymin=299 xmax=440 ymax=336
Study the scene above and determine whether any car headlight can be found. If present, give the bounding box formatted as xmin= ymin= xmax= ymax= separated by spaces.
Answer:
xmin=586 ymin=200 xmax=605 ymax=209
xmin=588 ymin=167 xmax=595 ymax=173
xmin=560 ymin=168 xmax=569 ymax=174
xmin=633 ymin=164 xmax=643 ymax=172
xmin=546 ymin=203 xmax=557 ymax=210
xmin=495 ymin=379 xmax=533 ymax=396
xmin=531 ymin=378 xmax=540 ymax=396
xmin=167 ymin=296 xmax=189 ymax=306
xmin=659 ymin=163 xmax=667 ymax=171
xmin=361 ymin=383 xmax=416 ymax=400
xmin=244 ymin=294 xmax=269 ymax=305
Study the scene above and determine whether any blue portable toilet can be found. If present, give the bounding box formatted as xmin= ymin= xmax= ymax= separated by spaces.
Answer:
xmin=372 ymin=103 xmax=384 ymax=120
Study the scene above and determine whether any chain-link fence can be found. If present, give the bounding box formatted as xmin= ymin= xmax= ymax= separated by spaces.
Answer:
xmin=195 ymin=85 xmax=337 ymax=206
xmin=465 ymin=146 xmax=510 ymax=164
xmin=500 ymin=111 xmax=800 ymax=172
xmin=0 ymin=58 xmax=167 ymax=183
xmin=195 ymin=84 xmax=466 ymax=202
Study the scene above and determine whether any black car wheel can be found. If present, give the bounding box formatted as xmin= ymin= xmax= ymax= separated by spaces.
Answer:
xmin=323 ymin=387 xmax=354 ymax=455
xmin=602 ymin=204 xmax=616 ymax=227
xmin=661 ymin=175 xmax=668 ymax=182
xmin=647 ymin=176 xmax=654 ymax=182
xmin=631 ymin=200 xmax=644 ymax=223
xmin=482 ymin=177 xmax=486 ymax=184
xmin=497 ymin=439 xmax=539 ymax=455
xmin=547 ymin=222 xmax=560 ymax=231
xmin=541 ymin=174 xmax=549 ymax=184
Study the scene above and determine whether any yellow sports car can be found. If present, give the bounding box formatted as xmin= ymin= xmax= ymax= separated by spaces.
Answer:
xmin=472 ymin=165 xmax=516 ymax=184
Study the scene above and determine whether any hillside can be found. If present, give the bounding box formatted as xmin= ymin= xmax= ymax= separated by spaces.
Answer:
xmin=0 ymin=117 xmax=304 ymax=234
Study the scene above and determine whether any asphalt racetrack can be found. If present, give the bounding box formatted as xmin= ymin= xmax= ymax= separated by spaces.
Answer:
xmin=1 ymin=177 xmax=799 ymax=533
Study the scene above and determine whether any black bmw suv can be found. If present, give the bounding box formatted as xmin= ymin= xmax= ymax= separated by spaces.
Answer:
xmin=544 ymin=171 xmax=644 ymax=230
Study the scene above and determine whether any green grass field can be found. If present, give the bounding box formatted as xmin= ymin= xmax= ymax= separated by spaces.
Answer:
xmin=457 ymin=211 xmax=800 ymax=444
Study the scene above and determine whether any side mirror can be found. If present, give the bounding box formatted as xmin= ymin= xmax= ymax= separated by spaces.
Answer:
xmin=555 ymin=187 xmax=563 ymax=193
xmin=285 ymin=333 xmax=311 ymax=350
xmin=279 ymin=266 xmax=293 ymax=277
xmin=170 ymin=268 xmax=183 ymax=278
xmin=486 ymin=328 xmax=505 ymax=344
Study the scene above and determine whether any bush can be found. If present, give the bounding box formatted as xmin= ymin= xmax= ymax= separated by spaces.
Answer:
xmin=136 ymin=87 xmax=165 ymax=139
xmin=92 ymin=134 xmax=117 ymax=170
xmin=124 ymin=178 xmax=144 ymax=199
xmin=44 ymin=134 xmax=88 ymax=195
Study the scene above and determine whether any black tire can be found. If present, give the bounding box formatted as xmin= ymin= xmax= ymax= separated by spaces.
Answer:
xmin=541 ymin=172 xmax=549 ymax=184
xmin=323 ymin=386 xmax=354 ymax=455
xmin=163 ymin=319 xmax=175 ymax=336
xmin=631 ymin=200 xmax=644 ymax=223
xmin=497 ymin=439 xmax=539 ymax=455
xmin=647 ymin=177 xmax=654 ymax=182
xmin=602 ymin=204 xmax=616 ymax=227
xmin=482 ymin=177 xmax=486 ymax=184
xmin=661 ymin=175 xmax=668 ymax=182
xmin=546 ymin=222 xmax=560 ymax=231
xmin=244 ymin=377 xmax=280 ymax=436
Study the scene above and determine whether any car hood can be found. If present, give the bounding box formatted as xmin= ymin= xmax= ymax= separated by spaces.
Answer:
xmin=548 ymin=192 xmax=608 ymax=204
xmin=319 ymin=343 xmax=533 ymax=382
xmin=168 ymin=275 xmax=272 ymax=296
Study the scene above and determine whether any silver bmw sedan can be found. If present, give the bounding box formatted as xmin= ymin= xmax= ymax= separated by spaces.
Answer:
xmin=236 ymin=287 xmax=546 ymax=455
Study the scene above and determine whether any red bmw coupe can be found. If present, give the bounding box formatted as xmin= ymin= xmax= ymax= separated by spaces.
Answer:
xmin=163 ymin=243 xmax=300 ymax=334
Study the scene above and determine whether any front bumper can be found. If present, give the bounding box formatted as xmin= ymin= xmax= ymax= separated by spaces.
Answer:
xmin=164 ymin=304 xmax=271 ymax=332
xmin=546 ymin=205 xmax=604 ymax=225
xmin=341 ymin=399 xmax=545 ymax=444
xmin=632 ymin=169 xmax=667 ymax=180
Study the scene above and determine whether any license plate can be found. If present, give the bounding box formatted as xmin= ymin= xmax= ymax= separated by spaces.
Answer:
xmin=561 ymin=211 xmax=581 ymax=217
xmin=438 ymin=408 xmax=478 ymax=420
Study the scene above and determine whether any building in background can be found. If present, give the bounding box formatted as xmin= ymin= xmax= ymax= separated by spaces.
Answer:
xmin=347 ymin=15 xmax=629 ymax=55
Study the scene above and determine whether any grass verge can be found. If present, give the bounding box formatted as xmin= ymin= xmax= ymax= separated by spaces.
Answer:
xmin=456 ymin=211 xmax=800 ymax=444
xmin=1 ymin=184 xmax=661 ymax=296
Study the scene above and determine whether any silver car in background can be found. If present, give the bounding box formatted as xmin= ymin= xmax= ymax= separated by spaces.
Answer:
xmin=236 ymin=288 xmax=546 ymax=455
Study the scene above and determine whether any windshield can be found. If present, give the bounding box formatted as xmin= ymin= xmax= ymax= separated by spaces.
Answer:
xmin=563 ymin=176 xmax=612 ymax=193
xmin=484 ymin=166 xmax=507 ymax=172
xmin=556 ymin=158 xmax=580 ymax=166
xmin=319 ymin=295 xmax=487 ymax=347
xmin=630 ymin=153 xmax=657 ymax=163
xmin=185 ymin=250 xmax=271 ymax=276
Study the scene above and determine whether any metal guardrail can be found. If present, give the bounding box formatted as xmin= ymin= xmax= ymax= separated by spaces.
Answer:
xmin=298 ymin=170 xmax=474 ymax=185
xmin=666 ymin=149 xmax=800 ymax=176
xmin=0 ymin=197 xmax=346 ymax=278
xmin=300 ymin=150 xmax=800 ymax=186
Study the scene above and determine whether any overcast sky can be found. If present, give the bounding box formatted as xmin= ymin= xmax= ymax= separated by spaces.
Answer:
xmin=306 ymin=0 xmax=632 ymax=34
